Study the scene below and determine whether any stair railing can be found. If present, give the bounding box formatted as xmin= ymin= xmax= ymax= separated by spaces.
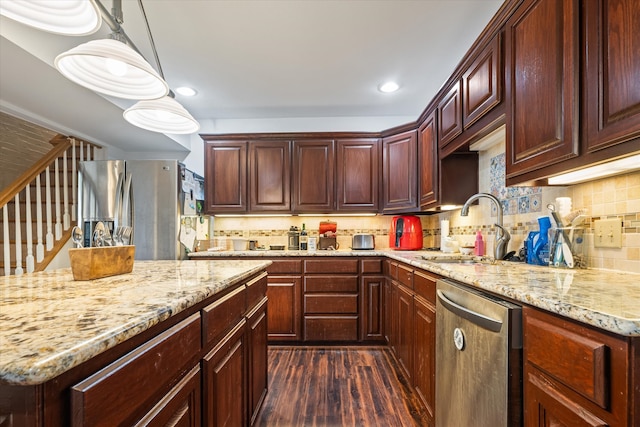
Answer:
xmin=0 ymin=136 xmax=100 ymax=276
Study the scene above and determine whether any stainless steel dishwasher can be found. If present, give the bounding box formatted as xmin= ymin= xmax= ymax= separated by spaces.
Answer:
xmin=435 ymin=279 xmax=522 ymax=427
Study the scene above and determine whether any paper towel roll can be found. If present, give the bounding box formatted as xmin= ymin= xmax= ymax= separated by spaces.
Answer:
xmin=441 ymin=220 xmax=449 ymax=238
xmin=440 ymin=220 xmax=450 ymax=250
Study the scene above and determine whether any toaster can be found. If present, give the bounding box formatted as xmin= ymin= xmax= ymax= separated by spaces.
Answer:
xmin=352 ymin=234 xmax=375 ymax=250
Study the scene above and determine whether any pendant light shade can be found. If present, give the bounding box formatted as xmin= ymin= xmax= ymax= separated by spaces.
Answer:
xmin=124 ymin=96 xmax=200 ymax=134
xmin=0 ymin=0 xmax=101 ymax=36
xmin=54 ymin=38 xmax=169 ymax=100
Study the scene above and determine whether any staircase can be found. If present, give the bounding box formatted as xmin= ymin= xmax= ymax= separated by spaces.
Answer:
xmin=0 ymin=136 xmax=101 ymax=276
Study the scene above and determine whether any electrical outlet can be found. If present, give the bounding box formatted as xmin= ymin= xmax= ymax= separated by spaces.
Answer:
xmin=593 ymin=218 xmax=622 ymax=248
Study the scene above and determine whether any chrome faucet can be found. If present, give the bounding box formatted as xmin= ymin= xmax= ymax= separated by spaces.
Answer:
xmin=460 ymin=193 xmax=511 ymax=260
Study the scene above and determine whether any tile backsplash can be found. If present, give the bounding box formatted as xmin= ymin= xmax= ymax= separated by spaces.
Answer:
xmin=212 ymin=144 xmax=639 ymax=274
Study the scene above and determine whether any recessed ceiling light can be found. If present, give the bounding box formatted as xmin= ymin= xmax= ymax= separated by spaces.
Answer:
xmin=378 ymin=81 xmax=399 ymax=93
xmin=176 ymin=86 xmax=197 ymax=97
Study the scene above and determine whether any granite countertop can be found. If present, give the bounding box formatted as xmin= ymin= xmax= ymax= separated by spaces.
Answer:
xmin=190 ymin=249 xmax=640 ymax=337
xmin=0 ymin=259 xmax=271 ymax=386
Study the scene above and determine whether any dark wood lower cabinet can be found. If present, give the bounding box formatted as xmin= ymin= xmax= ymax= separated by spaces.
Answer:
xmin=203 ymin=320 xmax=247 ymax=427
xmin=361 ymin=276 xmax=385 ymax=342
xmin=247 ymin=297 xmax=268 ymax=426
xmin=413 ymin=295 xmax=436 ymax=426
xmin=395 ymin=282 xmax=415 ymax=382
xmin=133 ymin=365 xmax=201 ymax=427
xmin=523 ymin=307 xmax=633 ymax=427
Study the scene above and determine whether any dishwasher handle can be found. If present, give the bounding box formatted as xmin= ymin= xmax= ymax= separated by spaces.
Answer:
xmin=437 ymin=289 xmax=503 ymax=332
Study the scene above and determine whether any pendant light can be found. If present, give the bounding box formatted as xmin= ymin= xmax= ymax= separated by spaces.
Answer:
xmin=0 ymin=0 xmax=102 ymax=36
xmin=123 ymin=95 xmax=200 ymax=134
xmin=54 ymin=37 xmax=169 ymax=100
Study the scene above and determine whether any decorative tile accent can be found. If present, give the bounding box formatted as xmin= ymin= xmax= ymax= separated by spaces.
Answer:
xmin=490 ymin=153 xmax=542 ymax=216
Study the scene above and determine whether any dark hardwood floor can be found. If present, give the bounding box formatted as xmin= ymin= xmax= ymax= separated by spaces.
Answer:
xmin=254 ymin=346 xmax=430 ymax=426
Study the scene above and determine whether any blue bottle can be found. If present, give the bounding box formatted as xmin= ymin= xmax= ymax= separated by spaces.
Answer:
xmin=526 ymin=231 xmax=538 ymax=264
xmin=533 ymin=216 xmax=551 ymax=265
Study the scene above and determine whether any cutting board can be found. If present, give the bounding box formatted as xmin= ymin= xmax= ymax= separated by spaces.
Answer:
xmin=68 ymin=246 xmax=135 ymax=281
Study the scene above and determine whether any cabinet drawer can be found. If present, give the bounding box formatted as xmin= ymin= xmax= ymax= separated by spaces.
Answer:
xmin=267 ymin=259 xmax=302 ymax=274
xmin=304 ymin=276 xmax=358 ymax=293
xmin=304 ymin=294 xmax=358 ymax=314
xmin=524 ymin=308 xmax=609 ymax=408
xmin=304 ymin=259 xmax=359 ymax=274
xmin=397 ymin=264 xmax=413 ymax=288
xmin=304 ymin=316 xmax=358 ymax=341
xmin=71 ymin=313 xmax=202 ymax=426
xmin=414 ymin=269 xmax=437 ymax=303
xmin=361 ymin=258 xmax=383 ymax=274
xmin=246 ymin=272 xmax=268 ymax=310
xmin=203 ymin=285 xmax=246 ymax=347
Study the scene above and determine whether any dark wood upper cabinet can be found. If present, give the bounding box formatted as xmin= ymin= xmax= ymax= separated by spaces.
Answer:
xmin=463 ymin=33 xmax=502 ymax=129
xmin=437 ymin=80 xmax=463 ymax=148
xmin=336 ymin=138 xmax=380 ymax=212
xmin=418 ymin=110 xmax=438 ymax=210
xmin=504 ymin=0 xmax=580 ymax=182
xmin=248 ymin=140 xmax=291 ymax=212
xmin=584 ymin=0 xmax=640 ymax=153
xmin=204 ymin=141 xmax=247 ymax=213
xmin=382 ymin=130 xmax=418 ymax=213
xmin=292 ymin=139 xmax=335 ymax=212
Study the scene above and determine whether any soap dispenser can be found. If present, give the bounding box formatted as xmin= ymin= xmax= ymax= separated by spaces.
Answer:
xmin=474 ymin=230 xmax=485 ymax=256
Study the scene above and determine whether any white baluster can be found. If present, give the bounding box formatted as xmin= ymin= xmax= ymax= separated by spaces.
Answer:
xmin=35 ymin=174 xmax=44 ymax=262
xmin=79 ymin=140 xmax=84 ymax=164
xmin=54 ymin=157 xmax=62 ymax=240
xmin=63 ymin=148 xmax=70 ymax=230
xmin=71 ymin=140 xmax=77 ymax=222
xmin=45 ymin=166 xmax=53 ymax=251
xmin=25 ymin=183 xmax=34 ymax=273
xmin=3 ymin=205 xmax=9 ymax=276
xmin=14 ymin=193 xmax=23 ymax=275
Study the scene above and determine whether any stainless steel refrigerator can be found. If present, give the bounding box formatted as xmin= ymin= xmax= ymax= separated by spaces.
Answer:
xmin=78 ymin=160 xmax=200 ymax=260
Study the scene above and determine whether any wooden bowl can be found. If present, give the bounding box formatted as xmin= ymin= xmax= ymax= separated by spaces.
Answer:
xmin=68 ymin=246 xmax=135 ymax=281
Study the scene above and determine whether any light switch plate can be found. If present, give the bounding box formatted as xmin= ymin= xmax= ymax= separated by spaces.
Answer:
xmin=593 ymin=218 xmax=622 ymax=248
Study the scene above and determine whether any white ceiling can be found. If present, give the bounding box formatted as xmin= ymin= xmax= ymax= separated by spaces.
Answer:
xmin=0 ymin=0 xmax=503 ymax=154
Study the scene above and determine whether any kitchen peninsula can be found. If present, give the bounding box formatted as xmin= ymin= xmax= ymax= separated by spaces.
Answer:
xmin=0 ymin=259 xmax=271 ymax=426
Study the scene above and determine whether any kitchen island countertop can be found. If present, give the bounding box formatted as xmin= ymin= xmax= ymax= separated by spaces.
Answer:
xmin=190 ymin=249 xmax=640 ymax=337
xmin=0 ymin=259 xmax=271 ymax=386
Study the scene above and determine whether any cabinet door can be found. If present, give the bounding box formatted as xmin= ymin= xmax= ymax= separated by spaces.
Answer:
xmin=463 ymin=33 xmax=502 ymax=129
xmin=204 ymin=141 xmax=247 ymax=213
xmin=525 ymin=369 xmax=609 ymax=427
xmin=266 ymin=276 xmax=302 ymax=341
xmin=292 ymin=140 xmax=334 ymax=212
xmin=396 ymin=283 xmax=414 ymax=381
xmin=383 ymin=279 xmax=392 ymax=345
xmin=382 ymin=130 xmax=418 ymax=213
xmin=133 ymin=365 xmax=201 ymax=427
xmin=203 ymin=321 xmax=246 ymax=427
xmin=247 ymin=297 xmax=268 ymax=426
xmin=248 ymin=140 xmax=290 ymax=212
xmin=505 ymin=0 xmax=579 ymax=180
xmin=584 ymin=0 xmax=640 ymax=152
xmin=418 ymin=110 xmax=438 ymax=209
xmin=414 ymin=295 xmax=436 ymax=424
xmin=336 ymin=138 xmax=380 ymax=212
xmin=438 ymin=80 xmax=463 ymax=147
xmin=361 ymin=276 xmax=385 ymax=342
